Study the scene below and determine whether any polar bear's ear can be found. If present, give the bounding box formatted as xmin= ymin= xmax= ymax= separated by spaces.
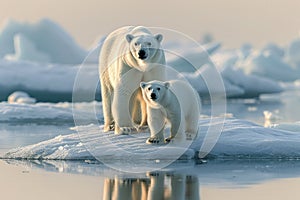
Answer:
xmin=126 ymin=34 xmax=134 ymax=43
xmin=164 ymin=82 xmax=170 ymax=88
xmin=140 ymin=82 xmax=147 ymax=89
xmin=155 ymin=34 xmax=163 ymax=43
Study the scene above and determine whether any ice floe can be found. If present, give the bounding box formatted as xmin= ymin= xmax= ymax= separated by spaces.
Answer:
xmin=3 ymin=118 xmax=300 ymax=161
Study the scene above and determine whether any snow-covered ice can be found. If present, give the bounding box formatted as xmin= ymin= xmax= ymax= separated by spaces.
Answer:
xmin=3 ymin=118 xmax=300 ymax=161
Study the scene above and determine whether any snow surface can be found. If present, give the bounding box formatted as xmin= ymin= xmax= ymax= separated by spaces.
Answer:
xmin=4 ymin=118 xmax=300 ymax=161
xmin=0 ymin=19 xmax=87 ymax=64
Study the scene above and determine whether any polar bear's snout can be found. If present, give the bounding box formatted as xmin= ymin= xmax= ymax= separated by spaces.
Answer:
xmin=150 ymin=92 xmax=157 ymax=100
xmin=138 ymin=49 xmax=147 ymax=60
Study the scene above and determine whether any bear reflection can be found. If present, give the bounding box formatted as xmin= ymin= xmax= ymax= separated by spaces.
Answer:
xmin=103 ymin=172 xmax=199 ymax=200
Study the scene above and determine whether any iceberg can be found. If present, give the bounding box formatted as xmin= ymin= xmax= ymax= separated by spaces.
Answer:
xmin=0 ymin=19 xmax=87 ymax=64
xmin=4 ymin=34 xmax=50 ymax=63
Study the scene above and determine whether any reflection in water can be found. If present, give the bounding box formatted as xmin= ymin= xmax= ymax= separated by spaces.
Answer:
xmin=6 ymin=158 xmax=300 ymax=200
xmin=103 ymin=172 xmax=199 ymax=200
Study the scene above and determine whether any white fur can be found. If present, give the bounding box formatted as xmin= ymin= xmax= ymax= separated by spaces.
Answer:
xmin=99 ymin=26 xmax=166 ymax=134
xmin=140 ymin=80 xmax=201 ymax=144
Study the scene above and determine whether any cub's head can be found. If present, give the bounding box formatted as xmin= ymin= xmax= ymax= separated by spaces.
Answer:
xmin=140 ymin=80 xmax=169 ymax=106
xmin=126 ymin=34 xmax=163 ymax=62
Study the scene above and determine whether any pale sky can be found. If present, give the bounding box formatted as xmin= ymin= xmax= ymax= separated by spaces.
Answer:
xmin=1 ymin=0 xmax=300 ymax=48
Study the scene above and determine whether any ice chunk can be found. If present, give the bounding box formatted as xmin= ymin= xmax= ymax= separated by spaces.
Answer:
xmin=7 ymin=91 xmax=36 ymax=104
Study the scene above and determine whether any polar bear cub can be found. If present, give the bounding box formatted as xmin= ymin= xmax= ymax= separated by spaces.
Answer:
xmin=140 ymin=80 xmax=201 ymax=144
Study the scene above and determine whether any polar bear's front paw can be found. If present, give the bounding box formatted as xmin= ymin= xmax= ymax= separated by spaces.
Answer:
xmin=146 ymin=137 xmax=164 ymax=144
xmin=119 ymin=127 xmax=138 ymax=135
xmin=164 ymin=136 xmax=175 ymax=143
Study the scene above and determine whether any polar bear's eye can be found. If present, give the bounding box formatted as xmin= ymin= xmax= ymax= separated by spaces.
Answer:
xmin=148 ymin=87 xmax=152 ymax=91
xmin=157 ymin=87 xmax=160 ymax=91
xmin=134 ymin=42 xmax=138 ymax=46
xmin=146 ymin=42 xmax=152 ymax=46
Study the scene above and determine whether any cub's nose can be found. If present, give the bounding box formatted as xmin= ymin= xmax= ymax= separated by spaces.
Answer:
xmin=150 ymin=93 xmax=156 ymax=100
xmin=138 ymin=50 xmax=146 ymax=58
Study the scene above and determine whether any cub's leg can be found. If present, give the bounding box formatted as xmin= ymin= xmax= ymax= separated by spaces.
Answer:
xmin=146 ymin=107 xmax=165 ymax=144
xmin=165 ymin=111 xmax=185 ymax=143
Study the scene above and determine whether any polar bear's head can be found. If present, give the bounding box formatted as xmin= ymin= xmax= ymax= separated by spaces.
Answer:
xmin=140 ymin=80 xmax=169 ymax=107
xmin=126 ymin=34 xmax=163 ymax=62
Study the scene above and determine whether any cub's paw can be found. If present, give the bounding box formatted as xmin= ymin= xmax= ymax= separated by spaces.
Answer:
xmin=146 ymin=137 xmax=164 ymax=144
xmin=119 ymin=127 xmax=138 ymax=135
xmin=104 ymin=123 xmax=115 ymax=132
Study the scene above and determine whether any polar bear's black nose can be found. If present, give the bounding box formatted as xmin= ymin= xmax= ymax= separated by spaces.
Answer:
xmin=138 ymin=50 xmax=146 ymax=59
xmin=150 ymin=93 xmax=156 ymax=99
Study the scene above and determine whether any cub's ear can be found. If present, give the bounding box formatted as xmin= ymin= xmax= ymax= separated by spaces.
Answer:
xmin=126 ymin=34 xmax=134 ymax=43
xmin=155 ymin=34 xmax=163 ymax=43
xmin=140 ymin=82 xmax=147 ymax=89
xmin=164 ymin=82 xmax=170 ymax=88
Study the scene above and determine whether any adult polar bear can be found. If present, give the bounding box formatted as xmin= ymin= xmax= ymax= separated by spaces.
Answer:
xmin=99 ymin=26 xmax=166 ymax=135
